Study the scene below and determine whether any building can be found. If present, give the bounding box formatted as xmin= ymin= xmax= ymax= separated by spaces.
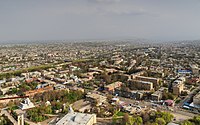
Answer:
xmin=130 ymin=91 xmax=144 ymax=100
xmin=172 ymin=77 xmax=185 ymax=95
xmin=112 ymin=74 xmax=130 ymax=82
xmin=115 ymin=88 xmax=131 ymax=98
xmin=115 ymin=88 xmax=146 ymax=100
xmin=129 ymin=80 xmax=153 ymax=91
xmin=176 ymin=77 xmax=186 ymax=82
xmin=86 ymin=93 xmax=107 ymax=106
xmin=191 ymin=64 xmax=199 ymax=75
xmin=130 ymin=71 xmax=145 ymax=79
xmin=122 ymin=105 xmax=136 ymax=114
xmin=19 ymin=98 xmax=35 ymax=110
xmin=151 ymin=87 xmax=168 ymax=101
xmin=56 ymin=106 xmax=96 ymax=125
xmin=0 ymin=79 xmax=6 ymax=88
xmin=164 ymin=100 xmax=174 ymax=107
xmin=173 ymin=83 xmax=184 ymax=95
xmin=104 ymin=81 xmax=123 ymax=93
xmin=54 ymin=84 xmax=68 ymax=90
xmin=193 ymin=92 xmax=200 ymax=106
xmin=152 ymin=91 xmax=162 ymax=101
xmin=135 ymin=76 xmax=161 ymax=88
xmin=111 ymin=97 xmax=120 ymax=105
xmin=18 ymin=113 xmax=24 ymax=125
xmin=122 ymin=105 xmax=142 ymax=114
xmin=167 ymin=123 xmax=179 ymax=125
xmin=177 ymin=69 xmax=192 ymax=75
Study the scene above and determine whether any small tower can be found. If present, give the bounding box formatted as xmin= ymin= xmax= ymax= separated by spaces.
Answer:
xmin=18 ymin=113 xmax=24 ymax=125
xmin=68 ymin=105 xmax=74 ymax=113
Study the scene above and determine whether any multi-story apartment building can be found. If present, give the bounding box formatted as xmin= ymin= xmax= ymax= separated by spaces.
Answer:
xmin=129 ymin=80 xmax=153 ymax=91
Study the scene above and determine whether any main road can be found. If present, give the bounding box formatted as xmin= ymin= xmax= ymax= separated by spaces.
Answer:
xmin=178 ymin=85 xmax=200 ymax=107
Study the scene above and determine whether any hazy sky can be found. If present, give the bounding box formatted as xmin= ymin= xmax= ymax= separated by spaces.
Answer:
xmin=1 ymin=0 xmax=200 ymax=41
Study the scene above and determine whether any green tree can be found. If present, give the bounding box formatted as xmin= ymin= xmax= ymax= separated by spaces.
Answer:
xmin=52 ymin=101 xmax=62 ymax=110
xmin=129 ymin=116 xmax=135 ymax=125
xmin=26 ymin=105 xmax=49 ymax=122
xmin=123 ymin=113 xmax=130 ymax=125
xmin=193 ymin=116 xmax=200 ymax=125
xmin=161 ymin=112 xmax=173 ymax=123
xmin=112 ymin=113 xmax=118 ymax=124
xmin=145 ymin=122 xmax=159 ymax=125
xmin=181 ymin=120 xmax=194 ymax=125
xmin=142 ymin=112 xmax=150 ymax=123
xmin=155 ymin=118 xmax=166 ymax=125
xmin=135 ymin=116 xmax=143 ymax=125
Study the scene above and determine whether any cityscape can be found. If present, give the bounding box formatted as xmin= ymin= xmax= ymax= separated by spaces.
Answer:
xmin=0 ymin=40 xmax=200 ymax=125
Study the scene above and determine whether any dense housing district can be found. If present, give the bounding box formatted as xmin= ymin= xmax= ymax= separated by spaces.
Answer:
xmin=0 ymin=40 xmax=200 ymax=125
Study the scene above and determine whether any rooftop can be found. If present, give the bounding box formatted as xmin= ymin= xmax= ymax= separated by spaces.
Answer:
xmin=86 ymin=93 xmax=107 ymax=101
xmin=132 ymin=80 xmax=153 ymax=85
xmin=56 ymin=112 xmax=96 ymax=125
xmin=136 ymin=76 xmax=158 ymax=80
xmin=194 ymin=92 xmax=200 ymax=99
xmin=105 ymin=81 xmax=123 ymax=88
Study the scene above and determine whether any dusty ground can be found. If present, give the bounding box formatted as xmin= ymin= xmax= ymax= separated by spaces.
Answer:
xmin=72 ymin=99 xmax=91 ymax=112
xmin=40 ymin=117 xmax=57 ymax=125
xmin=97 ymin=119 xmax=112 ymax=125
xmin=171 ymin=112 xmax=193 ymax=122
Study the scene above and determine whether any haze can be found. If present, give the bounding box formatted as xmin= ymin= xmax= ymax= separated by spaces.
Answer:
xmin=1 ymin=0 xmax=200 ymax=41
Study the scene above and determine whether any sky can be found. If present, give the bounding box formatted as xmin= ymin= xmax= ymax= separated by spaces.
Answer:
xmin=1 ymin=0 xmax=200 ymax=41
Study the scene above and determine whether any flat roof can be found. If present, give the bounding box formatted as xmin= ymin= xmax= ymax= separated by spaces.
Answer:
xmin=105 ymin=81 xmax=123 ymax=88
xmin=56 ymin=112 xmax=96 ymax=125
xmin=136 ymin=76 xmax=158 ymax=80
xmin=86 ymin=93 xmax=106 ymax=100
xmin=132 ymin=80 xmax=153 ymax=84
xmin=194 ymin=92 xmax=200 ymax=99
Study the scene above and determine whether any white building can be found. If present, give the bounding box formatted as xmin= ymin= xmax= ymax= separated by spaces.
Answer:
xmin=19 ymin=98 xmax=35 ymax=110
xmin=18 ymin=113 xmax=24 ymax=125
xmin=56 ymin=106 xmax=96 ymax=125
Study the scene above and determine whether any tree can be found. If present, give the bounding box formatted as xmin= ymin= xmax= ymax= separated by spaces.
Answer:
xmin=142 ymin=112 xmax=150 ymax=123
xmin=26 ymin=105 xmax=49 ymax=122
xmin=181 ymin=120 xmax=193 ymax=125
xmin=145 ymin=122 xmax=159 ymax=125
xmin=129 ymin=116 xmax=135 ymax=125
xmin=135 ymin=116 xmax=143 ymax=125
xmin=0 ymin=90 xmax=3 ymax=96
xmin=123 ymin=113 xmax=130 ymax=125
xmin=192 ymin=116 xmax=200 ymax=125
xmin=112 ymin=113 xmax=118 ymax=124
xmin=181 ymin=91 xmax=188 ymax=96
xmin=161 ymin=112 xmax=173 ymax=123
xmin=162 ymin=92 xmax=175 ymax=100
xmin=45 ymin=106 xmax=52 ymax=114
xmin=155 ymin=118 xmax=166 ymax=125
xmin=51 ymin=101 xmax=62 ymax=110
xmin=0 ymin=115 xmax=13 ymax=125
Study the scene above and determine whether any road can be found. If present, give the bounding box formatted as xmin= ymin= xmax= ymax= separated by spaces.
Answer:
xmin=178 ymin=85 xmax=200 ymax=107
xmin=1 ymin=109 xmax=18 ymax=125
xmin=94 ymin=90 xmax=198 ymax=122
xmin=118 ymin=96 xmax=198 ymax=120
xmin=171 ymin=111 xmax=193 ymax=122
xmin=118 ymin=96 xmax=152 ymax=108
xmin=24 ymin=118 xmax=38 ymax=125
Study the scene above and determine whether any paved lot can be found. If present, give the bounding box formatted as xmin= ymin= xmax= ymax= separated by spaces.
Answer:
xmin=72 ymin=99 xmax=91 ymax=112
xmin=171 ymin=112 xmax=193 ymax=122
